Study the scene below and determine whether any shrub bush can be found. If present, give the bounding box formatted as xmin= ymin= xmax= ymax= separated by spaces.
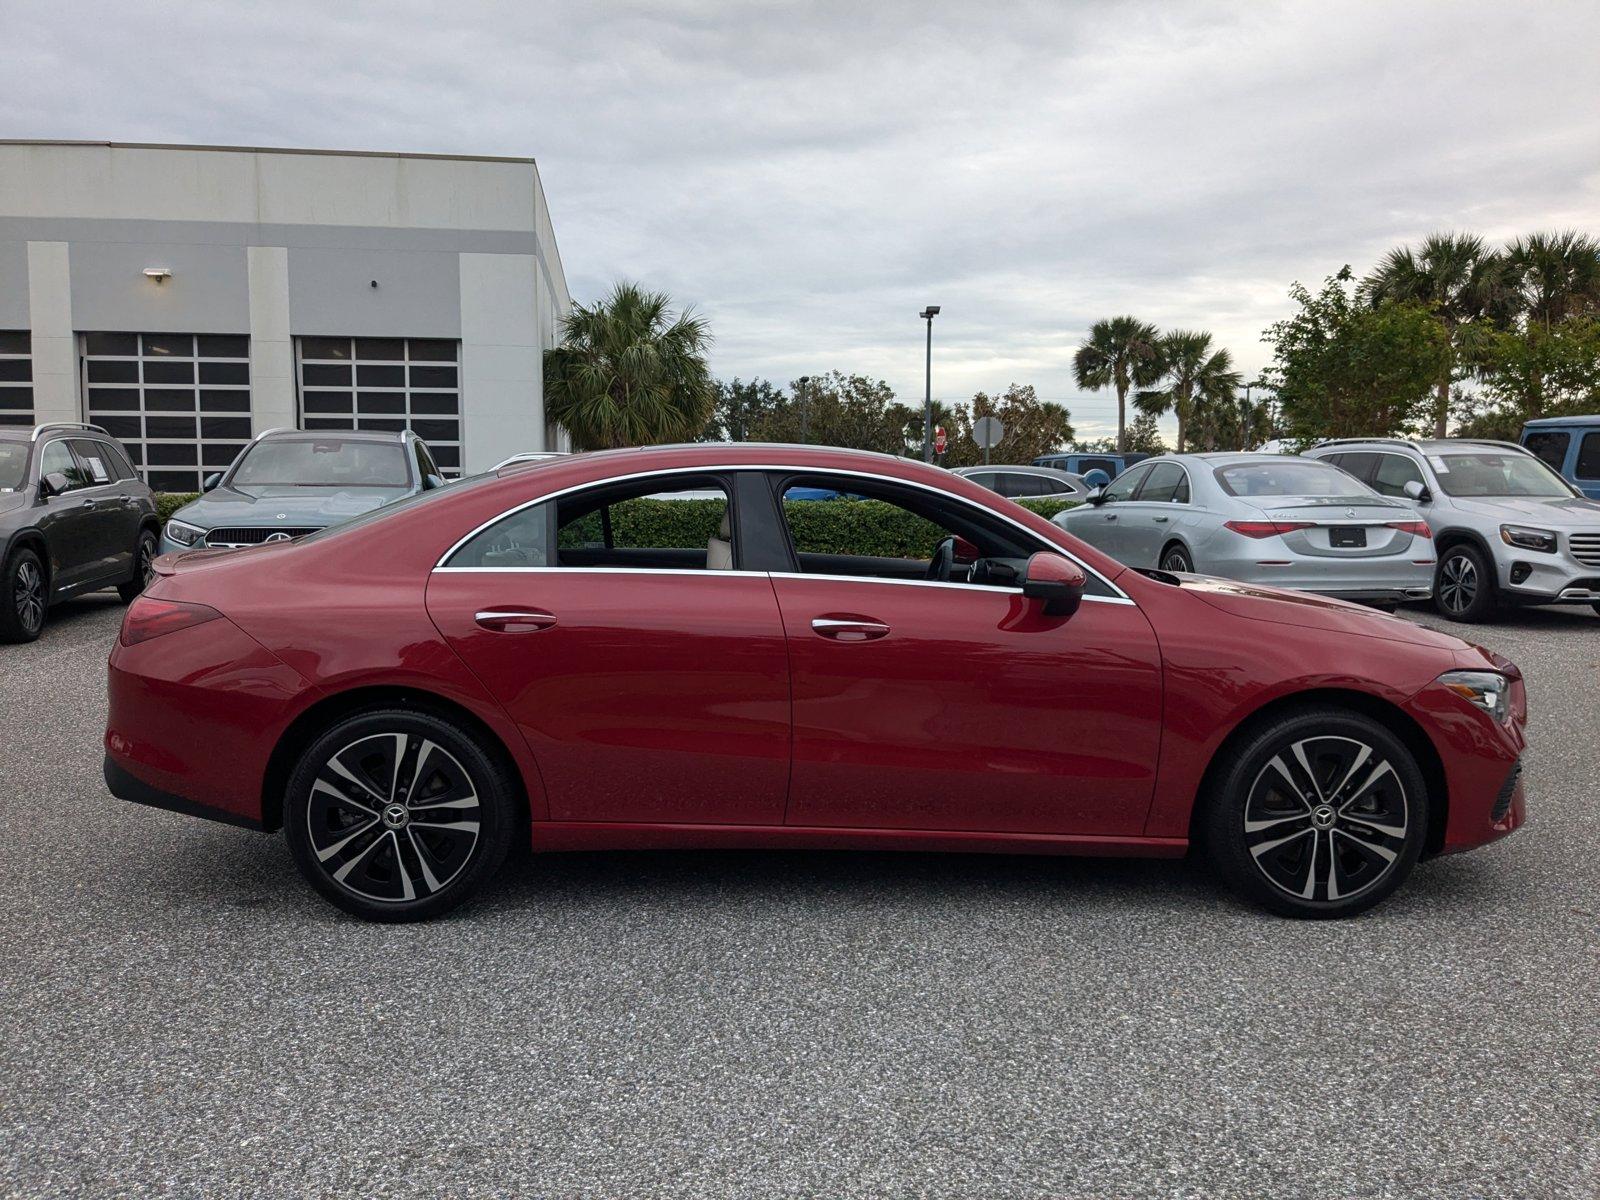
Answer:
xmin=155 ymin=493 xmax=199 ymax=522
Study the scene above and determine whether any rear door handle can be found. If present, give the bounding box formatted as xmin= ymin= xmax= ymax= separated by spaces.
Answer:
xmin=812 ymin=615 xmax=890 ymax=642
xmin=475 ymin=608 xmax=557 ymax=633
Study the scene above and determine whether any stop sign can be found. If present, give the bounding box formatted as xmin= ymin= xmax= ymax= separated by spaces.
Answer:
xmin=934 ymin=425 xmax=947 ymax=454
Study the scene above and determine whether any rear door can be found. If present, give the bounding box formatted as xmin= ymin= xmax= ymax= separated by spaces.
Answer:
xmin=425 ymin=471 xmax=792 ymax=826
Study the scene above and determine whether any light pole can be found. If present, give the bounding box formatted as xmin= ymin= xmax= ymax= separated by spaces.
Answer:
xmin=796 ymin=375 xmax=811 ymax=444
xmin=919 ymin=306 xmax=940 ymax=462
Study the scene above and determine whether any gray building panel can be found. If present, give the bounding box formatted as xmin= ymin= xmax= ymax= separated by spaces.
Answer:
xmin=69 ymin=238 xmax=251 ymax=334
xmin=0 ymin=239 xmax=29 ymax=328
xmin=287 ymin=246 xmax=462 ymax=339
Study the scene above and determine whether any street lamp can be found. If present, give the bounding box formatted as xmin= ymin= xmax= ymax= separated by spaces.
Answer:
xmin=919 ymin=306 xmax=940 ymax=462
xmin=796 ymin=375 xmax=812 ymax=444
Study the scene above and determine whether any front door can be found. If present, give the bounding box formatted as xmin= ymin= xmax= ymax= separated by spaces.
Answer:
xmin=768 ymin=472 xmax=1164 ymax=836
xmin=425 ymin=473 xmax=792 ymax=826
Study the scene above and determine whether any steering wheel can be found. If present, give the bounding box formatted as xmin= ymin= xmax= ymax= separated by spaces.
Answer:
xmin=925 ymin=536 xmax=955 ymax=582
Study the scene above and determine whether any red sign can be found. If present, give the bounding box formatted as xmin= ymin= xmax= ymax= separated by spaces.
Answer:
xmin=934 ymin=426 xmax=947 ymax=454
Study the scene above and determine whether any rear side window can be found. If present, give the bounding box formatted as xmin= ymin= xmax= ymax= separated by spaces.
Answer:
xmin=1523 ymin=431 xmax=1570 ymax=471
xmin=997 ymin=472 xmax=1047 ymax=498
xmin=1370 ymin=453 xmax=1425 ymax=498
xmin=1136 ymin=462 xmax=1187 ymax=503
xmin=1327 ymin=452 xmax=1378 ymax=484
xmin=1576 ymin=433 xmax=1600 ymax=480
xmin=68 ymin=439 xmax=115 ymax=486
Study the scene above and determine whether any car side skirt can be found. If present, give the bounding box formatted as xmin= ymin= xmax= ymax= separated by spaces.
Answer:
xmin=530 ymin=821 xmax=1189 ymax=858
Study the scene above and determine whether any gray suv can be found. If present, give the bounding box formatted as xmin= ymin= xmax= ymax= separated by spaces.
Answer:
xmin=0 ymin=422 xmax=160 ymax=642
xmin=161 ymin=427 xmax=446 ymax=554
xmin=1305 ymin=437 xmax=1600 ymax=621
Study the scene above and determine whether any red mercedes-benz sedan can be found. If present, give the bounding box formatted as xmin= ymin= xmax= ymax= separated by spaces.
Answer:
xmin=104 ymin=444 xmax=1527 ymax=921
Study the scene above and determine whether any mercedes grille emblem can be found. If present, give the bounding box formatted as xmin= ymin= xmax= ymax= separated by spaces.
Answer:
xmin=265 ymin=531 xmax=292 ymax=543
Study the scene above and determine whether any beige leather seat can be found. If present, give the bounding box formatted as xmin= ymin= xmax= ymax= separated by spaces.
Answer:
xmin=706 ymin=511 xmax=733 ymax=570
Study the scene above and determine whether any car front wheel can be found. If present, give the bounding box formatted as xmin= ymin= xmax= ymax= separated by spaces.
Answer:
xmin=1435 ymin=543 xmax=1497 ymax=622
xmin=284 ymin=708 xmax=516 ymax=921
xmin=1202 ymin=707 xmax=1428 ymax=918
xmin=1 ymin=547 xmax=48 ymax=643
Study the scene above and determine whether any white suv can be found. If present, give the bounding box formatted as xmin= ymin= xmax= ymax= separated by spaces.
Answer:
xmin=1304 ymin=438 xmax=1600 ymax=621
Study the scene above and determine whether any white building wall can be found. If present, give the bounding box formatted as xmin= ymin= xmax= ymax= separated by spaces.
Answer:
xmin=25 ymin=241 xmax=74 ymax=426
xmin=247 ymin=246 xmax=294 ymax=434
xmin=459 ymin=252 xmax=544 ymax=467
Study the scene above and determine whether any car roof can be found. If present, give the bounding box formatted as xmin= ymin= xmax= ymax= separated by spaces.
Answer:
xmin=255 ymin=428 xmax=408 ymax=444
xmin=1522 ymin=415 xmax=1600 ymax=427
xmin=494 ymin=442 xmax=997 ymax=488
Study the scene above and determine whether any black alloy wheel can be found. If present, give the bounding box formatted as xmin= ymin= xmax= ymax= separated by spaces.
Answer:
xmin=285 ymin=709 xmax=515 ymax=921
xmin=1435 ymin=543 xmax=1496 ymax=622
xmin=118 ymin=530 xmax=159 ymax=603
xmin=1 ymin=548 xmax=47 ymax=643
xmin=1204 ymin=708 xmax=1428 ymax=918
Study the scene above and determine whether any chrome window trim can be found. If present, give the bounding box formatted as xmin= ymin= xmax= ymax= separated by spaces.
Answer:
xmin=432 ymin=462 xmax=1131 ymax=601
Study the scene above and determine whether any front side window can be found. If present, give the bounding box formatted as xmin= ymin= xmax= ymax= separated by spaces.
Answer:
xmin=1432 ymin=452 xmax=1575 ymax=498
xmin=1215 ymin=460 xmax=1373 ymax=498
xmin=447 ymin=475 xmax=734 ymax=571
xmin=1370 ymin=453 xmax=1425 ymax=498
xmin=1523 ymin=431 xmax=1570 ymax=471
xmin=1101 ymin=464 xmax=1151 ymax=503
xmin=1136 ymin=462 xmax=1188 ymax=504
xmin=230 ymin=439 xmax=411 ymax=488
xmin=38 ymin=440 xmax=89 ymax=490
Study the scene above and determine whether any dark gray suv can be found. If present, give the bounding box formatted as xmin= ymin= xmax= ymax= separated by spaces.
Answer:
xmin=0 ymin=422 xmax=160 ymax=642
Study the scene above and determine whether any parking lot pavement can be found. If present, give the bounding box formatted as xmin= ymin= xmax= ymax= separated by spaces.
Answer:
xmin=1 ymin=596 xmax=1597 ymax=1199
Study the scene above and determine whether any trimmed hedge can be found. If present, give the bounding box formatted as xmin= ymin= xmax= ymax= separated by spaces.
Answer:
xmin=561 ymin=496 xmax=1079 ymax=559
xmin=155 ymin=492 xmax=199 ymax=522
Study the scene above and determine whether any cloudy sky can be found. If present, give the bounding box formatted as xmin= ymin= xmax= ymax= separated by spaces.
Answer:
xmin=5 ymin=0 xmax=1598 ymax=439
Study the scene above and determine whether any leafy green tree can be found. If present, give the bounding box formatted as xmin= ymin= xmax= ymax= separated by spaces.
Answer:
xmin=1500 ymin=230 xmax=1600 ymax=333
xmin=748 ymin=371 xmax=915 ymax=454
xmin=942 ymin=384 xmax=1075 ymax=466
xmin=544 ymin=282 xmax=714 ymax=449
xmin=701 ymin=377 xmax=782 ymax=442
xmin=1262 ymin=268 xmax=1451 ymax=443
xmin=1134 ymin=331 xmax=1242 ymax=452
xmin=1072 ymin=317 xmax=1164 ymax=452
xmin=1121 ymin=411 xmax=1169 ymax=455
xmin=1365 ymin=233 xmax=1502 ymax=436
xmin=1188 ymin=389 xmax=1275 ymax=451
xmin=1477 ymin=317 xmax=1600 ymax=422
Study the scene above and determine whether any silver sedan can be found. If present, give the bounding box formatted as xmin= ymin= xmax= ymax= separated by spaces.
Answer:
xmin=1053 ymin=453 xmax=1436 ymax=604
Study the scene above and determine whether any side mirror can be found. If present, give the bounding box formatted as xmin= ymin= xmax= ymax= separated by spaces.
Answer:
xmin=202 ymin=473 xmax=222 ymax=492
xmin=1086 ymin=486 xmax=1106 ymax=506
xmin=1403 ymin=479 xmax=1431 ymax=502
xmin=40 ymin=471 xmax=70 ymax=498
xmin=1021 ymin=552 xmax=1086 ymax=618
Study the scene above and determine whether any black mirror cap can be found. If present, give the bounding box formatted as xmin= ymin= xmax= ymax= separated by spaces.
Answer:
xmin=1021 ymin=551 xmax=1087 ymax=617
xmin=202 ymin=473 xmax=222 ymax=492
xmin=40 ymin=470 xmax=70 ymax=497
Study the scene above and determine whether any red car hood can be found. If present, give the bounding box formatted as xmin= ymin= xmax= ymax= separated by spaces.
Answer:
xmin=1178 ymin=576 xmax=1469 ymax=651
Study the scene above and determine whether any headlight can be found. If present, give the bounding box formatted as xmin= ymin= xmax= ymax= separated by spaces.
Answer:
xmin=1438 ymin=670 xmax=1511 ymax=722
xmin=1499 ymin=525 xmax=1557 ymax=553
xmin=164 ymin=519 xmax=206 ymax=547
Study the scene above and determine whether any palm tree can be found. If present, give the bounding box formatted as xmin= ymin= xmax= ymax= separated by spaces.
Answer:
xmin=1501 ymin=230 xmax=1600 ymax=333
xmin=543 ymin=282 xmax=714 ymax=450
xmin=1365 ymin=233 xmax=1500 ymax=437
xmin=1134 ymin=331 xmax=1241 ymax=452
xmin=1072 ymin=317 xmax=1164 ymax=452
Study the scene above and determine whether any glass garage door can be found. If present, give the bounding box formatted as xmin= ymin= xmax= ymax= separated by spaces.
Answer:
xmin=81 ymin=333 xmax=253 ymax=492
xmin=0 ymin=332 xmax=32 ymax=428
xmin=296 ymin=338 xmax=462 ymax=476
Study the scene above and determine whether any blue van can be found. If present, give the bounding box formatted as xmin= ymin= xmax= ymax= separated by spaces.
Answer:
xmin=1031 ymin=451 xmax=1150 ymax=490
xmin=1519 ymin=415 xmax=1600 ymax=500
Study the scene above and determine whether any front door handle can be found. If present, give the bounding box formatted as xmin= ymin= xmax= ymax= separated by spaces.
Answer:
xmin=475 ymin=608 xmax=557 ymax=633
xmin=812 ymin=615 xmax=890 ymax=642
xmin=1153 ymin=515 xmax=1170 ymax=523
xmin=1103 ymin=513 xmax=1118 ymax=521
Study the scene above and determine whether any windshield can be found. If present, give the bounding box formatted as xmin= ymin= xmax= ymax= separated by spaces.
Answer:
xmin=1433 ymin=452 xmax=1574 ymax=498
xmin=1215 ymin=460 xmax=1374 ymax=499
xmin=0 ymin=442 xmax=26 ymax=491
xmin=231 ymin=439 xmax=409 ymax=488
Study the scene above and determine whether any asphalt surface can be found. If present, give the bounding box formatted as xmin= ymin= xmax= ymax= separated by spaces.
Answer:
xmin=2 ymin=595 xmax=1597 ymax=1199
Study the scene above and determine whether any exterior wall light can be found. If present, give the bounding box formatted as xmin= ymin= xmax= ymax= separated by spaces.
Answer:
xmin=143 ymin=268 xmax=173 ymax=283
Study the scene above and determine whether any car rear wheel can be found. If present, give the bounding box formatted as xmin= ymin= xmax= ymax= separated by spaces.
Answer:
xmin=1160 ymin=543 xmax=1194 ymax=573
xmin=117 ymin=529 xmax=159 ymax=603
xmin=1434 ymin=543 xmax=1497 ymax=622
xmin=285 ymin=709 xmax=516 ymax=922
xmin=1 ymin=547 xmax=47 ymax=643
xmin=1202 ymin=707 xmax=1428 ymax=918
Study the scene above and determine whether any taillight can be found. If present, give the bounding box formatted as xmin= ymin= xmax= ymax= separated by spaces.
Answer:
xmin=120 ymin=597 xmax=223 ymax=646
xmin=1386 ymin=520 xmax=1432 ymax=538
xmin=1224 ymin=520 xmax=1314 ymax=538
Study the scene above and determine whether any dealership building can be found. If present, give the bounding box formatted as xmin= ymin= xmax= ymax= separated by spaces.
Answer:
xmin=0 ymin=140 xmax=570 ymax=488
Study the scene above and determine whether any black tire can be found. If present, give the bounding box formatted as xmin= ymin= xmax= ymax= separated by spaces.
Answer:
xmin=1434 ymin=542 xmax=1497 ymax=622
xmin=117 ymin=529 xmax=159 ymax=604
xmin=1160 ymin=542 xmax=1194 ymax=573
xmin=1202 ymin=707 xmax=1428 ymax=918
xmin=0 ymin=547 xmax=48 ymax=644
xmin=284 ymin=708 xmax=517 ymax=922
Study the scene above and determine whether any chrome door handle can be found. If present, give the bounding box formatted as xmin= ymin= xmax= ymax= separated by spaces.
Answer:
xmin=812 ymin=615 xmax=890 ymax=642
xmin=475 ymin=608 xmax=557 ymax=633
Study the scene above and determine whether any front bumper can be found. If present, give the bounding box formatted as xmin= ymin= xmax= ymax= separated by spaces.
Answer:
xmin=1495 ymin=539 xmax=1600 ymax=603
